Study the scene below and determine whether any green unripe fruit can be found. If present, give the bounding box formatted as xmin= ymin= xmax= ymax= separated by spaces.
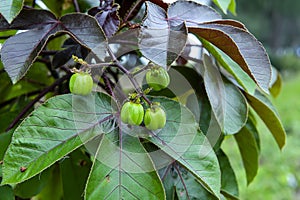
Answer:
xmin=144 ymin=105 xmax=166 ymax=130
xmin=121 ymin=102 xmax=144 ymax=126
xmin=69 ymin=72 xmax=93 ymax=95
xmin=146 ymin=66 xmax=170 ymax=91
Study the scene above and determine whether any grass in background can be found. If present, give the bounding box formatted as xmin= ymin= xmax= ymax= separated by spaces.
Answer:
xmin=222 ymin=72 xmax=300 ymax=200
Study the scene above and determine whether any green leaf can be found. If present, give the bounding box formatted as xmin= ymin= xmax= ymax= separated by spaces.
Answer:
xmin=0 ymin=62 xmax=54 ymax=104
xmin=60 ymin=149 xmax=92 ymax=200
xmin=228 ymin=0 xmax=237 ymax=15
xmin=200 ymin=38 xmax=256 ymax=95
xmin=41 ymin=0 xmax=64 ymax=17
xmin=190 ymin=22 xmax=272 ymax=93
xmin=33 ymin=165 xmax=63 ymax=200
xmin=0 ymin=185 xmax=14 ymax=200
xmin=161 ymin=164 xmax=217 ymax=200
xmin=2 ymin=93 xmax=116 ymax=184
xmin=145 ymin=96 xmax=221 ymax=198
xmin=245 ymin=90 xmax=286 ymax=149
xmin=217 ymin=150 xmax=239 ymax=199
xmin=0 ymin=131 xmax=13 ymax=160
xmin=269 ymin=67 xmax=282 ymax=98
xmin=203 ymin=54 xmax=248 ymax=134
xmin=139 ymin=2 xmax=188 ymax=68
xmin=212 ymin=0 xmax=231 ymax=14
xmin=234 ymin=118 xmax=260 ymax=184
xmin=1 ymin=9 xmax=106 ymax=83
xmin=0 ymin=0 xmax=24 ymax=23
xmin=85 ymin=134 xmax=165 ymax=199
xmin=14 ymin=167 xmax=52 ymax=198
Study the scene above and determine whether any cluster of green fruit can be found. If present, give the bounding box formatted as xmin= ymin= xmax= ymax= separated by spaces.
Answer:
xmin=121 ymin=66 xmax=169 ymax=131
xmin=69 ymin=65 xmax=170 ymax=130
xmin=120 ymin=101 xmax=166 ymax=131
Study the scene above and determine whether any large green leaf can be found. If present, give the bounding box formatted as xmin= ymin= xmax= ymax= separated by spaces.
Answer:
xmin=212 ymin=0 xmax=231 ymax=14
xmin=269 ymin=67 xmax=282 ymax=98
xmin=1 ymin=93 xmax=116 ymax=184
xmin=0 ymin=131 xmax=13 ymax=160
xmin=174 ymin=66 xmax=212 ymax=134
xmin=234 ymin=118 xmax=259 ymax=184
xmin=160 ymin=164 xmax=217 ymax=200
xmin=85 ymin=134 xmax=165 ymax=199
xmin=216 ymin=150 xmax=239 ymax=199
xmin=190 ymin=22 xmax=272 ymax=93
xmin=33 ymin=165 xmax=63 ymax=200
xmin=14 ymin=167 xmax=52 ymax=198
xmin=144 ymin=96 xmax=221 ymax=198
xmin=203 ymin=54 xmax=248 ymax=134
xmin=0 ymin=0 xmax=23 ymax=23
xmin=0 ymin=62 xmax=54 ymax=105
xmin=0 ymin=184 xmax=14 ymax=200
xmin=60 ymin=149 xmax=92 ymax=200
xmin=245 ymin=90 xmax=286 ymax=149
xmin=228 ymin=0 xmax=236 ymax=15
xmin=1 ymin=9 xmax=107 ymax=83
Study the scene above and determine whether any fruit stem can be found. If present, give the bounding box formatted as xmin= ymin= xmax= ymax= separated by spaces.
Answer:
xmin=107 ymin=46 xmax=152 ymax=106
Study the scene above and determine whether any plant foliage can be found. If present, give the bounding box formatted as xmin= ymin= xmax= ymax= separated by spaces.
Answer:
xmin=0 ymin=0 xmax=285 ymax=199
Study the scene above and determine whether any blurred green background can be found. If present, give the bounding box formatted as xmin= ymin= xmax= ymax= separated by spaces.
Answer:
xmin=221 ymin=0 xmax=300 ymax=199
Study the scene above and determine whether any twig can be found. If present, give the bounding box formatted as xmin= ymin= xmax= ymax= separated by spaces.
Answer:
xmin=84 ymin=62 xmax=113 ymax=69
xmin=0 ymin=90 xmax=41 ymax=109
xmin=40 ymin=50 xmax=58 ymax=56
xmin=6 ymin=74 xmax=71 ymax=131
xmin=102 ymin=73 xmax=115 ymax=98
xmin=73 ymin=0 xmax=80 ymax=12
xmin=161 ymin=164 xmax=172 ymax=181
xmin=107 ymin=46 xmax=152 ymax=105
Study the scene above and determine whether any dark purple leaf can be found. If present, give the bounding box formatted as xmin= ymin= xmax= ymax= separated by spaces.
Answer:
xmin=52 ymin=45 xmax=83 ymax=68
xmin=1 ymin=10 xmax=107 ymax=83
xmin=190 ymin=23 xmax=272 ymax=93
xmin=88 ymin=2 xmax=120 ymax=37
xmin=9 ymin=8 xmax=57 ymax=30
xmin=139 ymin=2 xmax=188 ymax=68
xmin=118 ymin=0 xmax=144 ymax=22
xmin=60 ymin=13 xmax=107 ymax=59
xmin=1 ymin=25 xmax=60 ymax=83
xmin=0 ymin=14 xmax=10 ymax=30
xmin=205 ymin=19 xmax=247 ymax=30
xmin=94 ymin=5 xmax=120 ymax=37
xmin=168 ymin=1 xmax=221 ymax=27
xmin=108 ymin=28 xmax=139 ymax=58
